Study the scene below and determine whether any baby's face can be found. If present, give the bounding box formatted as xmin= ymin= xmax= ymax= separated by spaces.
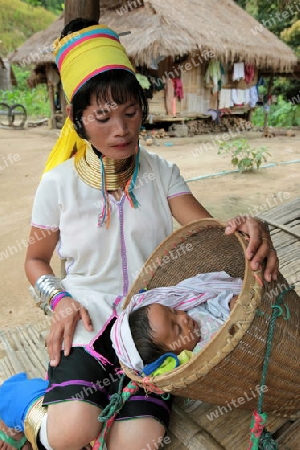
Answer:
xmin=147 ymin=304 xmax=201 ymax=354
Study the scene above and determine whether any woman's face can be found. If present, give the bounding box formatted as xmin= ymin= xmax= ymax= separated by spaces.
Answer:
xmin=78 ymin=95 xmax=143 ymax=159
xmin=147 ymin=304 xmax=201 ymax=354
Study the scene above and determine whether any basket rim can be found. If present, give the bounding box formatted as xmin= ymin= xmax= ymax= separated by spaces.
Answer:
xmin=122 ymin=218 xmax=263 ymax=392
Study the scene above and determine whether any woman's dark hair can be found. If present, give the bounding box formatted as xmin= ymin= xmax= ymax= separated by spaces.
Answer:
xmin=60 ymin=18 xmax=99 ymax=38
xmin=129 ymin=305 xmax=167 ymax=365
xmin=59 ymin=18 xmax=149 ymax=139
xmin=72 ymin=71 xmax=149 ymax=139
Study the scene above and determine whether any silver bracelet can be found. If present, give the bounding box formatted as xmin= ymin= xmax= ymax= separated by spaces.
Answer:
xmin=34 ymin=274 xmax=64 ymax=304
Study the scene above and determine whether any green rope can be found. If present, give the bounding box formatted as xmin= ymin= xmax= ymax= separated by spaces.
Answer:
xmin=259 ymin=430 xmax=279 ymax=450
xmin=98 ymin=374 xmax=126 ymax=422
xmin=257 ymin=287 xmax=293 ymax=413
xmin=248 ymin=286 xmax=294 ymax=450
xmin=93 ymin=375 xmax=140 ymax=450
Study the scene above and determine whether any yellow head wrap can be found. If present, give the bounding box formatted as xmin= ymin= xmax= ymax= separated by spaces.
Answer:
xmin=43 ymin=24 xmax=135 ymax=174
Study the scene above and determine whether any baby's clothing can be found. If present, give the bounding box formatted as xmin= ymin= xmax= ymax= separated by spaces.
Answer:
xmin=191 ymin=311 xmax=223 ymax=353
xmin=189 ymin=290 xmax=233 ymax=353
xmin=143 ymin=350 xmax=193 ymax=377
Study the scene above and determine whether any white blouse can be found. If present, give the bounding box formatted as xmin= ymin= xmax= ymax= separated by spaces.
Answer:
xmin=32 ymin=147 xmax=191 ymax=348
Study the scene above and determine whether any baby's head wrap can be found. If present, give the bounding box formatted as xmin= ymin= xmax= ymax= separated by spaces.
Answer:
xmin=43 ymin=24 xmax=135 ymax=174
xmin=111 ymin=285 xmax=206 ymax=374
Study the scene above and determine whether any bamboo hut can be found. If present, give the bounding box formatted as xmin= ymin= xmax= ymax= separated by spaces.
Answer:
xmin=9 ymin=0 xmax=298 ymax=128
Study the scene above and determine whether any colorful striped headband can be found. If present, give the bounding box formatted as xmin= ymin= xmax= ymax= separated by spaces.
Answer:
xmin=52 ymin=24 xmax=135 ymax=102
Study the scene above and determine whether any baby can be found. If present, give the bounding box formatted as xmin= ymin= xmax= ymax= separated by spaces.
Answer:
xmin=129 ymin=293 xmax=239 ymax=366
xmin=111 ymin=271 xmax=242 ymax=375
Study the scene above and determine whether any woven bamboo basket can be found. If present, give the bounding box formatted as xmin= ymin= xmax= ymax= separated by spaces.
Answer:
xmin=122 ymin=218 xmax=300 ymax=417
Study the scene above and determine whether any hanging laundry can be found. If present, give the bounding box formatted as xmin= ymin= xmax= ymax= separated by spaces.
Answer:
xmin=149 ymin=55 xmax=165 ymax=70
xmin=244 ymin=64 xmax=255 ymax=84
xmin=231 ymin=89 xmax=246 ymax=105
xmin=244 ymin=89 xmax=250 ymax=105
xmin=205 ymin=109 xmax=218 ymax=121
xmin=258 ymin=76 xmax=265 ymax=86
xmin=172 ymin=78 xmax=184 ymax=99
xmin=144 ymin=83 xmax=154 ymax=99
xmin=218 ymin=63 xmax=226 ymax=91
xmin=135 ymin=73 xmax=151 ymax=89
xmin=219 ymin=89 xmax=233 ymax=109
xmin=172 ymin=97 xmax=177 ymax=115
xmin=135 ymin=73 xmax=153 ymax=98
xmin=149 ymin=76 xmax=165 ymax=91
xmin=232 ymin=62 xmax=245 ymax=81
xmin=165 ymin=78 xmax=174 ymax=115
xmin=249 ymin=86 xmax=259 ymax=108
xmin=205 ymin=60 xmax=222 ymax=94
xmin=231 ymin=89 xmax=252 ymax=106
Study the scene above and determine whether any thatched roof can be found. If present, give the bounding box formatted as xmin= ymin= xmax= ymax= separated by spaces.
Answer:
xmin=9 ymin=14 xmax=64 ymax=66
xmin=10 ymin=0 xmax=297 ymax=72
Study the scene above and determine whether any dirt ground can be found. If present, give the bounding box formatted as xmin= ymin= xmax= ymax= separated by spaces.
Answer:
xmin=0 ymin=126 xmax=299 ymax=331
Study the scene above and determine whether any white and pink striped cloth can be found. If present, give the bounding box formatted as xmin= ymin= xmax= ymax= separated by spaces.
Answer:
xmin=110 ymin=272 xmax=243 ymax=374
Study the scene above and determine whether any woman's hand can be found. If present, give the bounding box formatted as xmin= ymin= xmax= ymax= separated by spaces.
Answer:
xmin=224 ymin=216 xmax=279 ymax=282
xmin=46 ymin=297 xmax=93 ymax=366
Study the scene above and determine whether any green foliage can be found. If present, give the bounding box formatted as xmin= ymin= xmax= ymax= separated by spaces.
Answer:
xmin=20 ymin=0 xmax=63 ymax=14
xmin=12 ymin=66 xmax=30 ymax=90
xmin=234 ymin=1 xmax=299 ymax=101
xmin=234 ymin=0 xmax=247 ymax=8
xmin=281 ymin=19 xmax=300 ymax=57
xmin=234 ymin=0 xmax=300 ymax=45
xmin=0 ymin=66 xmax=50 ymax=118
xmin=218 ymin=139 xmax=271 ymax=173
xmin=0 ymin=0 xmax=57 ymax=56
xmin=252 ymin=96 xmax=300 ymax=127
xmin=257 ymin=0 xmax=300 ymax=35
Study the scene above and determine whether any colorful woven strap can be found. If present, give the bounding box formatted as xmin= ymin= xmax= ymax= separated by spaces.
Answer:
xmin=0 ymin=430 xmax=28 ymax=449
xmin=92 ymin=375 xmax=139 ymax=450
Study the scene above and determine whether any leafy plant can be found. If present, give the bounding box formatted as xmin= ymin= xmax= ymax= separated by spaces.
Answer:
xmin=252 ymin=96 xmax=300 ymax=127
xmin=218 ymin=139 xmax=271 ymax=172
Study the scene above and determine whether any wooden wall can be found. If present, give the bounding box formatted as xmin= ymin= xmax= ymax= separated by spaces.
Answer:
xmin=144 ymin=55 xmax=257 ymax=118
xmin=146 ymin=54 xmax=218 ymax=117
xmin=180 ymin=56 xmax=216 ymax=114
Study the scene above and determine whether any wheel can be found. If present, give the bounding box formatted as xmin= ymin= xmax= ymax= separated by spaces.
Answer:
xmin=10 ymin=103 xmax=27 ymax=128
xmin=0 ymin=102 xmax=11 ymax=126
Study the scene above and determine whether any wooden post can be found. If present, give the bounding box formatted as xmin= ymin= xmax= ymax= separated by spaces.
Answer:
xmin=60 ymin=0 xmax=99 ymax=123
xmin=64 ymin=0 xmax=100 ymax=24
xmin=263 ymin=75 xmax=274 ymax=130
xmin=47 ymin=83 xmax=56 ymax=129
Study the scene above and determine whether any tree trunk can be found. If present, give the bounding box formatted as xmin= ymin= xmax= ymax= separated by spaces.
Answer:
xmin=64 ymin=0 xmax=100 ymax=25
